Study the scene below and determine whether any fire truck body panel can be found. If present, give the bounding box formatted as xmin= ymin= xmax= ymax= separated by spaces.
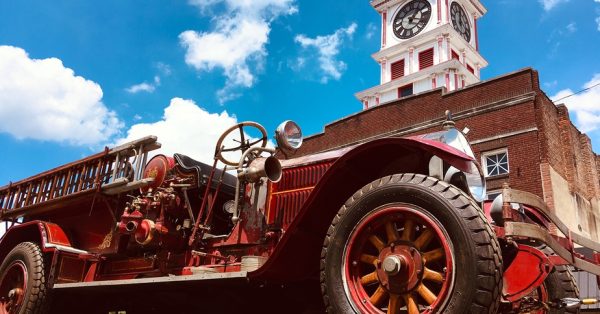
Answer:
xmin=251 ymin=136 xmax=478 ymax=281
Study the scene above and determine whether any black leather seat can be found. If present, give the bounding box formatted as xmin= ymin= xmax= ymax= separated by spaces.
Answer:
xmin=173 ymin=154 xmax=236 ymax=196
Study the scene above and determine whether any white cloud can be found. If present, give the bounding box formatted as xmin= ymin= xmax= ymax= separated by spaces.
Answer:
xmin=126 ymin=76 xmax=161 ymax=94
xmin=294 ymin=23 xmax=357 ymax=83
xmin=552 ymin=73 xmax=600 ymax=132
xmin=116 ymin=97 xmax=238 ymax=163
xmin=596 ymin=16 xmax=600 ymax=32
xmin=0 ymin=46 xmax=122 ymax=145
xmin=365 ymin=23 xmax=378 ymax=40
xmin=566 ymin=22 xmax=577 ymax=33
xmin=539 ymin=0 xmax=569 ymax=11
xmin=155 ymin=62 xmax=172 ymax=76
xmin=180 ymin=0 xmax=297 ymax=103
xmin=116 ymin=97 xmax=274 ymax=166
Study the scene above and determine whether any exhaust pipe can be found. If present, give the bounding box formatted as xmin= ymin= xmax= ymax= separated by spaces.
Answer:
xmin=238 ymin=156 xmax=282 ymax=183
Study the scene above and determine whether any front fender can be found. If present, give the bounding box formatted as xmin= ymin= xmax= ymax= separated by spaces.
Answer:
xmin=251 ymin=137 xmax=477 ymax=281
xmin=0 ymin=220 xmax=75 ymax=263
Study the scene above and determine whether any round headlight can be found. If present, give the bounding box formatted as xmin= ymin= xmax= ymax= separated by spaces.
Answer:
xmin=424 ymin=128 xmax=486 ymax=202
xmin=275 ymin=120 xmax=303 ymax=150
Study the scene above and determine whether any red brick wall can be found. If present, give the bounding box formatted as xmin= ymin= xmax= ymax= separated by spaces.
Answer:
xmin=292 ymin=67 xmax=600 ymax=205
xmin=295 ymin=69 xmax=537 ymax=155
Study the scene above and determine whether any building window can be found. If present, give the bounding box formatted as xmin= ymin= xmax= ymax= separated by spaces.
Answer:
xmin=451 ymin=50 xmax=460 ymax=61
xmin=482 ymin=149 xmax=509 ymax=177
xmin=391 ymin=59 xmax=405 ymax=80
xmin=467 ymin=64 xmax=475 ymax=74
xmin=398 ymin=84 xmax=413 ymax=98
xmin=419 ymin=48 xmax=434 ymax=70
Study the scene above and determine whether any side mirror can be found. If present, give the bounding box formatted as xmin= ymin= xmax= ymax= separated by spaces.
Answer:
xmin=275 ymin=120 xmax=303 ymax=151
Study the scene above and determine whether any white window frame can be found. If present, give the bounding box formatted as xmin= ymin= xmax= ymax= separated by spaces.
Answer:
xmin=481 ymin=148 xmax=509 ymax=177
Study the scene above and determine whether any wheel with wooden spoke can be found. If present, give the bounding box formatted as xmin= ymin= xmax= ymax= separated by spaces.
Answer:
xmin=0 ymin=242 xmax=48 ymax=314
xmin=321 ymin=174 xmax=502 ymax=314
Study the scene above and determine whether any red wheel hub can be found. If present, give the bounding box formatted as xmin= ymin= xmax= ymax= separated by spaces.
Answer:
xmin=0 ymin=261 xmax=27 ymax=314
xmin=376 ymin=245 xmax=424 ymax=294
xmin=343 ymin=206 xmax=454 ymax=314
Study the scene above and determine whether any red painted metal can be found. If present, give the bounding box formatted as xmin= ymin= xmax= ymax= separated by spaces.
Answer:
xmin=43 ymin=222 xmax=71 ymax=247
xmin=503 ymin=245 xmax=551 ymax=302
xmin=143 ymin=154 xmax=174 ymax=190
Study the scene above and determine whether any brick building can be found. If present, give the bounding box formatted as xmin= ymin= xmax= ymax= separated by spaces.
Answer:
xmin=291 ymin=67 xmax=600 ymax=241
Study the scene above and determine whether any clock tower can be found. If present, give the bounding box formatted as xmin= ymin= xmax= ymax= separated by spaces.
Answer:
xmin=356 ymin=0 xmax=487 ymax=109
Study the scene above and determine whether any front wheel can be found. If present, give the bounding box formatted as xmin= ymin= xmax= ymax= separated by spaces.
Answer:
xmin=321 ymin=174 xmax=503 ymax=313
xmin=0 ymin=242 xmax=48 ymax=314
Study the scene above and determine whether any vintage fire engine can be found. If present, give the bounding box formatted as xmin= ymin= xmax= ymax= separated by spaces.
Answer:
xmin=1 ymin=114 xmax=600 ymax=313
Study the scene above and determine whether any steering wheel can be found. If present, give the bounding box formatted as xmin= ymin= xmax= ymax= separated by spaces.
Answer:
xmin=215 ymin=122 xmax=268 ymax=166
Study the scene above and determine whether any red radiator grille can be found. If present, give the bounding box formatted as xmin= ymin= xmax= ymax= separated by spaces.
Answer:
xmin=270 ymin=189 xmax=313 ymax=227
xmin=273 ymin=162 xmax=332 ymax=192
xmin=267 ymin=162 xmax=333 ymax=226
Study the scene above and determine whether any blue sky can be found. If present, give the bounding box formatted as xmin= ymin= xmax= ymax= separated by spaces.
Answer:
xmin=0 ymin=0 xmax=599 ymax=185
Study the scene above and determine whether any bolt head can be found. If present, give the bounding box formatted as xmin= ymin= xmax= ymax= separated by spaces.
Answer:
xmin=382 ymin=256 xmax=402 ymax=275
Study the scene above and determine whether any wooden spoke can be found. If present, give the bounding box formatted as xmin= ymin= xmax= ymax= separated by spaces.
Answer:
xmin=423 ymin=248 xmax=444 ymax=264
xmin=414 ymin=229 xmax=434 ymax=250
xmin=369 ymin=235 xmax=386 ymax=252
xmin=387 ymin=293 xmax=401 ymax=314
xmin=417 ymin=284 xmax=437 ymax=305
xmin=361 ymin=271 xmax=379 ymax=286
xmin=370 ymin=285 xmax=387 ymax=306
xmin=423 ymin=267 xmax=444 ymax=283
xmin=360 ymin=254 xmax=379 ymax=265
xmin=401 ymin=219 xmax=415 ymax=241
xmin=403 ymin=294 xmax=419 ymax=314
xmin=385 ymin=221 xmax=400 ymax=244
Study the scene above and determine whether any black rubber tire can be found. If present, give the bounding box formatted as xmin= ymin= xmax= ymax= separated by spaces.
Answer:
xmin=320 ymin=173 xmax=503 ymax=313
xmin=0 ymin=242 xmax=48 ymax=314
xmin=545 ymin=265 xmax=580 ymax=314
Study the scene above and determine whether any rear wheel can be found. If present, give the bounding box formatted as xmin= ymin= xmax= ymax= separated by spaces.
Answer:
xmin=0 ymin=242 xmax=48 ymax=314
xmin=321 ymin=174 xmax=502 ymax=313
xmin=545 ymin=265 xmax=579 ymax=314
xmin=529 ymin=246 xmax=580 ymax=313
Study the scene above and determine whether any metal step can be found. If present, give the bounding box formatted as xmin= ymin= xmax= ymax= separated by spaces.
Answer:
xmin=53 ymin=271 xmax=248 ymax=291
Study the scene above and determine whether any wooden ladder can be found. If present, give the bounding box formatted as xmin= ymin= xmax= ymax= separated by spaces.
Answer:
xmin=0 ymin=136 xmax=161 ymax=220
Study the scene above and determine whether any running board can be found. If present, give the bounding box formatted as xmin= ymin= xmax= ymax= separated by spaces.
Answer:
xmin=53 ymin=271 xmax=248 ymax=291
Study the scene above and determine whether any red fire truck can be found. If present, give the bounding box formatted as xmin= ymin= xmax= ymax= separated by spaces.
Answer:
xmin=1 ymin=114 xmax=599 ymax=313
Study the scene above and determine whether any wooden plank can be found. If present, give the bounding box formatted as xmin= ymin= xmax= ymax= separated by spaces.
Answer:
xmin=505 ymin=222 xmax=600 ymax=275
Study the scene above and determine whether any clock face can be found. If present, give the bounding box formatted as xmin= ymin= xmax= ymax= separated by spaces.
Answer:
xmin=450 ymin=2 xmax=471 ymax=42
xmin=393 ymin=0 xmax=432 ymax=39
